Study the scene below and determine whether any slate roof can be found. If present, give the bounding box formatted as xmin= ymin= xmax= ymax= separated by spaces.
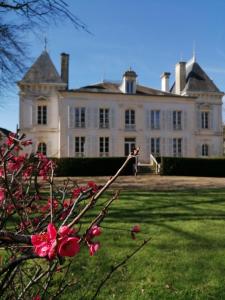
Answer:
xmin=20 ymin=51 xmax=63 ymax=84
xmin=171 ymin=59 xmax=222 ymax=94
xmin=69 ymin=82 xmax=183 ymax=97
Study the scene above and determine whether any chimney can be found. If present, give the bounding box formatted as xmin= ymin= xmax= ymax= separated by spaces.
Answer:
xmin=161 ymin=72 xmax=170 ymax=92
xmin=175 ymin=62 xmax=186 ymax=94
xmin=61 ymin=53 xmax=69 ymax=89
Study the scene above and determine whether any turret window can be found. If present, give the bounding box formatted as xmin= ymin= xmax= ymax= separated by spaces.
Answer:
xmin=126 ymin=81 xmax=134 ymax=94
xmin=37 ymin=143 xmax=47 ymax=156
xmin=37 ymin=105 xmax=47 ymax=125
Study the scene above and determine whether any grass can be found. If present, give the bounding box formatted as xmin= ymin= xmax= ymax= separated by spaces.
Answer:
xmin=56 ymin=189 xmax=225 ymax=299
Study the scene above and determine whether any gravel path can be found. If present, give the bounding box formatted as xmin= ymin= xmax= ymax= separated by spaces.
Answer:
xmin=57 ymin=175 xmax=225 ymax=191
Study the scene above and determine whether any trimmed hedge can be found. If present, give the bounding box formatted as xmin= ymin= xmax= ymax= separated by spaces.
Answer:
xmin=161 ymin=157 xmax=225 ymax=177
xmin=52 ymin=157 xmax=135 ymax=177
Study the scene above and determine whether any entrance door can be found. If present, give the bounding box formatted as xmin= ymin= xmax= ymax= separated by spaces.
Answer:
xmin=124 ymin=138 xmax=136 ymax=156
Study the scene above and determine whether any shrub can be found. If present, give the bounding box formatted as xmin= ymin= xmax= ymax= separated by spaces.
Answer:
xmin=161 ymin=157 xmax=225 ymax=177
xmin=52 ymin=157 xmax=136 ymax=176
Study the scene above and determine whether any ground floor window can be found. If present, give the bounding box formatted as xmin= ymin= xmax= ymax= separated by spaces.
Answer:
xmin=75 ymin=137 xmax=85 ymax=157
xmin=37 ymin=142 xmax=47 ymax=156
xmin=99 ymin=137 xmax=109 ymax=157
xmin=124 ymin=137 xmax=136 ymax=156
xmin=173 ymin=138 xmax=182 ymax=157
xmin=202 ymin=144 xmax=209 ymax=156
xmin=150 ymin=137 xmax=160 ymax=157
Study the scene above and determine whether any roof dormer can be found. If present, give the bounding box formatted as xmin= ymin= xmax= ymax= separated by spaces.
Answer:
xmin=120 ymin=69 xmax=137 ymax=94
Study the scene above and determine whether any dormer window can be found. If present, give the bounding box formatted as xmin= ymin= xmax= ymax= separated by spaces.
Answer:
xmin=125 ymin=81 xmax=134 ymax=94
xmin=120 ymin=69 xmax=137 ymax=94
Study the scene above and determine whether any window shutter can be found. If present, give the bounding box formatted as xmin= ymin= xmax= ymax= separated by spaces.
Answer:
xmin=167 ymin=111 xmax=172 ymax=130
xmin=162 ymin=111 xmax=166 ymax=130
xmin=210 ymin=109 xmax=214 ymax=130
xmin=162 ymin=137 xmax=166 ymax=156
xmin=197 ymin=111 xmax=201 ymax=129
xmin=67 ymin=135 xmax=73 ymax=157
xmin=93 ymin=108 xmax=98 ymax=128
xmin=110 ymin=108 xmax=115 ymax=129
xmin=183 ymin=111 xmax=187 ymax=130
xmin=32 ymin=104 xmax=36 ymax=126
xmin=145 ymin=110 xmax=150 ymax=129
xmin=183 ymin=137 xmax=187 ymax=156
xmin=168 ymin=138 xmax=173 ymax=156
xmin=68 ymin=106 xmax=74 ymax=129
xmin=111 ymin=135 xmax=115 ymax=156
xmin=86 ymin=107 xmax=91 ymax=128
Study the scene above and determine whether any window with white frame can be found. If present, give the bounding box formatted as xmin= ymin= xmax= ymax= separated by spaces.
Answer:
xmin=75 ymin=137 xmax=85 ymax=157
xmin=201 ymin=111 xmax=209 ymax=129
xmin=202 ymin=144 xmax=209 ymax=156
xmin=173 ymin=111 xmax=182 ymax=130
xmin=37 ymin=105 xmax=47 ymax=125
xmin=173 ymin=138 xmax=182 ymax=157
xmin=150 ymin=138 xmax=160 ymax=157
xmin=99 ymin=108 xmax=109 ymax=129
xmin=75 ymin=107 xmax=86 ymax=128
xmin=124 ymin=137 xmax=136 ymax=156
xmin=37 ymin=143 xmax=47 ymax=156
xmin=151 ymin=110 xmax=160 ymax=129
xmin=125 ymin=109 xmax=135 ymax=130
xmin=99 ymin=137 xmax=109 ymax=157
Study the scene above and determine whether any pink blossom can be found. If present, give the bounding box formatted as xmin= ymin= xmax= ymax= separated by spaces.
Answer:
xmin=58 ymin=236 xmax=80 ymax=257
xmin=21 ymin=139 xmax=33 ymax=146
xmin=31 ymin=224 xmax=80 ymax=259
xmin=89 ymin=225 xmax=102 ymax=238
xmin=31 ymin=223 xmax=57 ymax=260
xmin=89 ymin=242 xmax=100 ymax=256
xmin=87 ymin=181 xmax=98 ymax=193
xmin=33 ymin=295 xmax=41 ymax=300
xmin=0 ymin=188 xmax=5 ymax=203
xmin=131 ymin=224 xmax=141 ymax=240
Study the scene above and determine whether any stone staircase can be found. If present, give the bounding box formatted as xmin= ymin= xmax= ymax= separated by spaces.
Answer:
xmin=137 ymin=163 xmax=157 ymax=175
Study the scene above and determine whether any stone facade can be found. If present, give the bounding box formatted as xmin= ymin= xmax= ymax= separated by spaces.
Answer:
xmin=18 ymin=52 xmax=224 ymax=162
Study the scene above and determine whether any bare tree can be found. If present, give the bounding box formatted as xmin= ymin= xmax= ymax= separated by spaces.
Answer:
xmin=0 ymin=0 xmax=87 ymax=94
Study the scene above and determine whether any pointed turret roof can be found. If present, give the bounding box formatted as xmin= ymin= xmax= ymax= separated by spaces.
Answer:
xmin=21 ymin=51 xmax=63 ymax=84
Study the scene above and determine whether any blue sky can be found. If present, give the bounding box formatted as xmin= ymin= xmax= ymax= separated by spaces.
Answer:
xmin=2 ymin=0 xmax=225 ymax=131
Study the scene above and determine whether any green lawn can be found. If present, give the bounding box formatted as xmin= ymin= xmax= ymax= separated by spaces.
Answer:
xmin=58 ymin=189 xmax=225 ymax=300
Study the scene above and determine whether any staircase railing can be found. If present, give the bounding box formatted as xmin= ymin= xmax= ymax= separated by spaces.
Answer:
xmin=150 ymin=154 xmax=160 ymax=174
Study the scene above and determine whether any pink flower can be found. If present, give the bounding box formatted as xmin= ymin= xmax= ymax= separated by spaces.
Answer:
xmin=131 ymin=224 xmax=141 ymax=240
xmin=31 ymin=223 xmax=57 ymax=260
xmin=87 ymin=181 xmax=98 ymax=193
xmin=89 ymin=225 xmax=102 ymax=238
xmin=89 ymin=242 xmax=100 ymax=256
xmin=0 ymin=188 xmax=5 ymax=203
xmin=31 ymin=224 xmax=80 ymax=259
xmin=33 ymin=295 xmax=41 ymax=300
xmin=21 ymin=139 xmax=33 ymax=146
xmin=58 ymin=236 xmax=80 ymax=257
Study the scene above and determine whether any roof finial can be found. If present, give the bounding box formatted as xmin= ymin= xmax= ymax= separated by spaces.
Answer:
xmin=44 ymin=37 xmax=48 ymax=52
xmin=192 ymin=40 xmax=196 ymax=62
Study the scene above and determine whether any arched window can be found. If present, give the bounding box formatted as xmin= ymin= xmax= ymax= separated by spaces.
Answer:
xmin=125 ymin=109 xmax=135 ymax=130
xmin=202 ymin=144 xmax=209 ymax=156
xmin=37 ymin=143 xmax=47 ymax=156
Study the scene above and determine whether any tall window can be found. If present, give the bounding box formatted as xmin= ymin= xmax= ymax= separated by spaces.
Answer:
xmin=75 ymin=137 xmax=85 ymax=157
xmin=99 ymin=137 xmax=109 ymax=157
xmin=125 ymin=109 xmax=135 ymax=130
xmin=75 ymin=107 xmax=85 ymax=128
xmin=173 ymin=138 xmax=182 ymax=157
xmin=201 ymin=111 xmax=209 ymax=129
xmin=202 ymin=144 xmax=209 ymax=156
xmin=125 ymin=81 xmax=134 ymax=94
xmin=124 ymin=138 xmax=136 ymax=156
xmin=151 ymin=110 xmax=160 ymax=129
xmin=151 ymin=138 xmax=160 ymax=157
xmin=173 ymin=111 xmax=182 ymax=130
xmin=37 ymin=105 xmax=47 ymax=125
xmin=99 ymin=108 xmax=109 ymax=129
xmin=37 ymin=143 xmax=47 ymax=156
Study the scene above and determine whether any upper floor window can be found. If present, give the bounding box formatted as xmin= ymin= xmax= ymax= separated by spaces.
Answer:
xmin=173 ymin=138 xmax=182 ymax=157
xmin=202 ymin=144 xmax=209 ymax=156
xmin=151 ymin=110 xmax=160 ymax=129
xmin=201 ymin=111 xmax=209 ymax=129
xmin=37 ymin=142 xmax=47 ymax=156
xmin=173 ymin=111 xmax=182 ymax=130
xmin=75 ymin=107 xmax=86 ymax=128
xmin=75 ymin=136 xmax=85 ymax=157
xmin=151 ymin=137 xmax=160 ymax=157
xmin=125 ymin=81 xmax=134 ymax=94
xmin=37 ymin=105 xmax=47 ymax=125
xmin=99 ymin=137 xmax=109 ymax=157
xmin=99 ymin=108 xmax=109 ymax=129
xmin=125 ymin=109 xmax=135 ymax=130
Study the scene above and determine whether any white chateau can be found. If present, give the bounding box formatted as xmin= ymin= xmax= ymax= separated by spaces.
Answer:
xmin=18 ymin=51 xmax=224 ymax=162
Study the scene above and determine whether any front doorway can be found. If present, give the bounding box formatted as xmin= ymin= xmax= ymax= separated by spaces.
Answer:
xmin=124 ymin=137 xmax=136 ymax=156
